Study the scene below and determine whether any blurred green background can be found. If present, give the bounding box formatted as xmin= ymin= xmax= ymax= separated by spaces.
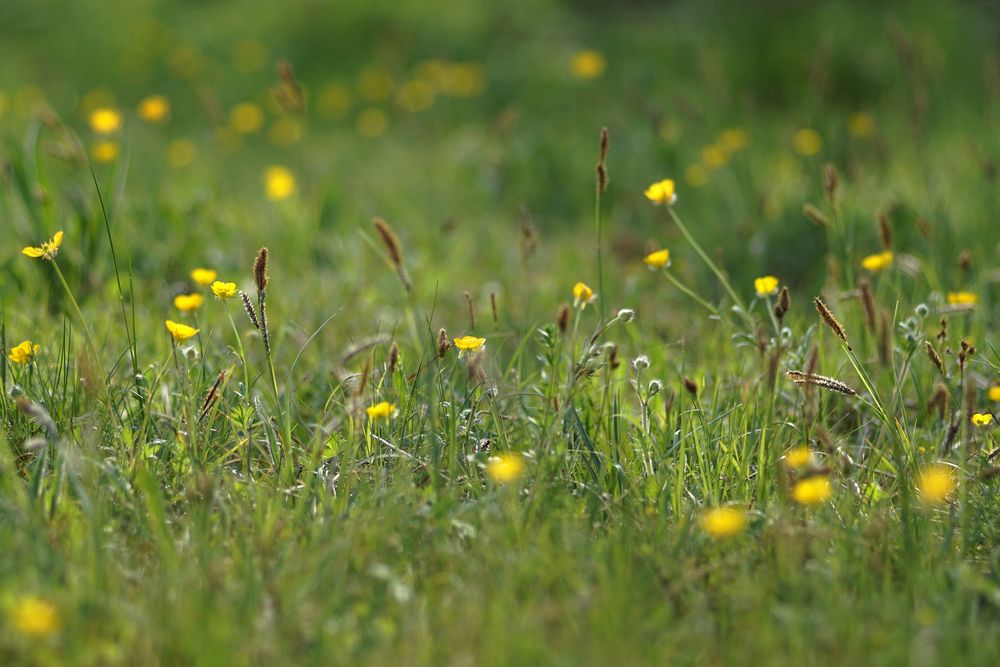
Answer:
xmin=1 ymin=0 xmax=998 ymax=341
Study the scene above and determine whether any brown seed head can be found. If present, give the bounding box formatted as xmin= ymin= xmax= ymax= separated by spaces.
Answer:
xmin=877 ymin=212 xmax=892 ymax=251
xmin=813 ymin=297 xmax=848 ymax=344
xmin=253 ymin=247 xmax=270 ymax=292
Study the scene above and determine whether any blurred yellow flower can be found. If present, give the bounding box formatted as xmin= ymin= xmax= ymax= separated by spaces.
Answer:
xmin=701 ymin=144 xmax=727 ymax=169
xmin=754 ymin=275 xmax=779 ymax=297
xmin=397 ymin=79 xmax=436 ymax=112
xmin=358 ymin=66 xmax=394 ymax=102
xmin=792 ymin=128 xmax=822 ymax=156
xmin=22 ymin=230 xmax=64 ymax=260
xmin=356 ymin=108 xmax=388 ymax=138
xmin=784 ymin=446 xmax=813 ymax=469
xmin=643 ymin=249 xmax=671 ymax=269
xmin=453 ymin=336 xmax=486 ymax=353
xmin=644 ymin=179 xmax=677 ymax=205
xmin=7 ymin=340 xmax=40 ymax=365
xmin=268 ymin=117 xmax=302 ymax=147
xmin=861 ymin=251 xmax=893 ymax=272
xmin=792 ymin=476 xmax=832 ymax=505
xmin=264 ymin=166 xmax=296 ymax=201
xmin=848 ymin=112 xmax=874 ymax=138
xmin=988 ymin=385 xmax=1000 ymax=402
xmin=211 ymin=281 xmax=238 ymax=299
xmin=318 ymin=83 xmax=353 ymax=120
xmin=91 ymin=140 xmax=120 ymax=163
xmin=947 ymin=291 xmax=977 ymax=306
xmin=700 ymin=506 xmax=747 ymax=539
xmin=719 ymin=128 xmax=749 ymax=152
xmin=166 ymin=138 xmax=197 ymax=169
xmin=972 ymin=413 xmax=993 ymax=427
xmin=229 ymin=102 xmax=264 ymax=134
xmin=9 ymin=595 xmax=60 ymax=637
xmin=572 ymin=282 xmax=596 ymax=309
xmin=570 ymin=49 xmax=606 ymax=80
xmin=190 ymin=268 xmax=217 ymax=286
xmin=89 ymin=107 xmax=122 ymax=134
xmin=173 ymin=293 xmax=204 ymax=312
xmin=439 ymin=62 xmax=487 ymax=97
xmin=916 ymin=464 xmax=956 ymax=505
xmin=165 ymin=320 xmax=199 ymax=342
xmin=685 ymin=164 xmax=709 ymax=187
xmin=366 ymin=401 xmax=397 ymax=420
xmin=486 ymin=453 xmax=525 ymax=484
xmin=137 ymin=95 xmax=170 ymax=123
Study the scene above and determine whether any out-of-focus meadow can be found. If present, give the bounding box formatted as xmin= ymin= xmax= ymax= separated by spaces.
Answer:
xmin=2 ymin=0 xmax=1000 ymax=664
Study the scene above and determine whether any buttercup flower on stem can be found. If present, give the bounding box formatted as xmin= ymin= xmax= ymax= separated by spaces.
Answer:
xmin=792 ymin=476 xmax=832 ymax=505
xmin=211 ymin=281 xmax=238 ymax=299
xmin=700 ymin=506 xmax=747 ymax=539
xmin=572 ymin=282 xmax=596 ymax=309
xmin=486 ymin=453 xmax=525 ymax=484
xmin=947 ymin=291 xmax=977 ymax=306
xmin=174 ymin=293 xmax=205 ymax=312
xmin=9 ymin=595 xmax=60 ymax=637
xmin=643 ymin=249 xmax=670 ymax=269
xmin=971 ymin=413 xmax=993 ymax=427
xmin=861 ymin=251 xmax=893 ymax=272
xmin=22 ymin=231 xmax=64 ymax=260
xmin=366 ymin=401 xmax=397 ymax=420
xmin=644 ymin=179 xmax=677 ymax=206
xmin=916 ymin=464 xmax=957 ymax=505
xmin=7 ymin=340 xmax=40 ymax=365
xmin=453 ymin=336 xmax=486 ymax=355
xmin=165 ymin=320 xmax=199 ymax=343
xmin=754 ymin=276 xmax=779 ymax=297
xmin=89 ymin=107 xmax=122 ymax=134
xmin=191 ymin=268 xmax=218 ymax=286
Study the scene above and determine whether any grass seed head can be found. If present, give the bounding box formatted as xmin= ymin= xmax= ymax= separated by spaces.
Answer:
xmin=253 ymin=247 xmax=270 ymax=292
xmin=786 ymin=371 xmax=857 ymax=396
xmin=813 ymin=297 xmax=848 ymax=344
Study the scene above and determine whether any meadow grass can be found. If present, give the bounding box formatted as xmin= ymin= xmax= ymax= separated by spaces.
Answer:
xmin=2 ymin=1 xmax=1000 ymax=665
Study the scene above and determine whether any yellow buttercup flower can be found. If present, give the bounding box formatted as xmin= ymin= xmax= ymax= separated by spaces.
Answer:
xmin=264 ymin=166 xmax=296 ymax=201
xmin=7 ymin=340 xmax=40 ymax=365
xmin=486 ymin=453 xmax=525 ymax=484
xmin=569 ymin=49 xmax=606 ymax=80
xmin=366 ymin=401 xmax=397 ymax=420
xmin=988 ymin=385 xmax=1000 ymax=402
xmin=173 ymin=293 xmax=204 ymax=312
xmin=9 ymin=595 xmax=60 ymax=637
xmin=190 ymin=268 xmax=217 ymax=286
xmin=972 ymin=413 xmax=993 ymax=427
xmin=947 ymin=291 xmax=977 ymax=306
xmin=165 ymin=320 xmax=199 ymax=342
xmin=784 ymin=446 xmax=813 ymax=469
xmin=644 ymin=179 xmax=677 ymax=205
xmin=700 ymin=506 xmax=747 ymax=539
xmin=643 ymin=249 xmax=671 ymax=269
xmin=22 ymin=230 xmax=64 ymax=260
xmin=916 ymin=464 xmax=956 ymax=505
xmin=792 ymin=128 xmax=822 ymax=156
xmin=211 ymin=281 xmax=238 ymax=299
xmin=792 ymin=476 xmax=832 ymax=505
xmin=90 ymin=140 xmax=120 ymax=163
xmin=89 ymin=106 xmax=122 ymax=134
xmin=137 ymin=95 xmax=170 ymax=123
xmin=861 ymin=251 xmax=893 ymax=272
xmin=229 ymin=102 xmax=264 ymax=134
xmin=572 ymin=282 xmax=596 ymax=309
xmin=754 ymin=275 xmax=779 ymax=297
xmin=453 ymin=336 xmax=486 ymax=353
